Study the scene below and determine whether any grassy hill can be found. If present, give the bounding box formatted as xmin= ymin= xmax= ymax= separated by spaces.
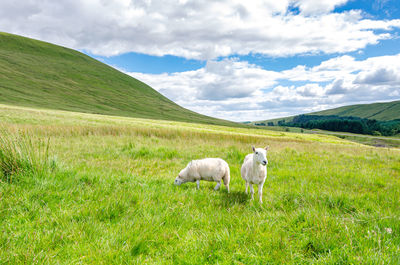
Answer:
xmin=253 ymin=100 xmax=400 ymax=126
xmin=0 ymin=32 xmax=240 ymax=127
xmin=0 ymin=104 xmax=399 ymax=263
xmin=313 ymin=100 xmax=400 ymax=121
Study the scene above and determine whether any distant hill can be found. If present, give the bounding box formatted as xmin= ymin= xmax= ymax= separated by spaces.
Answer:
xmin=250 ymin=100 xmax=400 ymax=136
xmin=252 ymin=100 xmax=400 ymax=126
xmin=0 ymin=32 xmax=241 ymax=127
xmin=312 ymin=101 xmax=400 ymax=121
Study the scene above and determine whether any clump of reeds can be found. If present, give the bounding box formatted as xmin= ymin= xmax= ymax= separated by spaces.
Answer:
xmin=0 ymin=129 xmax=53 ymax=183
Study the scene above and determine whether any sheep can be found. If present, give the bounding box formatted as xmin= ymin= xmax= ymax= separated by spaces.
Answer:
xmin=174 ymin=158 xmax=230 ymax=192
xmin=241 ymin=146 xmax=269 ymax=203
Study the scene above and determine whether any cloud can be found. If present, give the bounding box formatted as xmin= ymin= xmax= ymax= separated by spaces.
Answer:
xmin=326 ymin=79 xmax=348 ymax=95
xmin=296 ymin=83 xmax=324 ymax=97
xmin=129 ymin=58 xmax=279 ymax=101
xmin=1 ymin=0 xmax=400 ymax=59
xmin=293 ymin=0 xmax=348 ymax=15
xmin=354 ymin=68 xmax=400 ymax=84
xmin=128 ymin=53 xmax=400 ymax=121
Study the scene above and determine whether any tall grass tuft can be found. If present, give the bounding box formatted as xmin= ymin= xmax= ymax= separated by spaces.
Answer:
xmin=0 ymin=129 xmax=52 ymax=183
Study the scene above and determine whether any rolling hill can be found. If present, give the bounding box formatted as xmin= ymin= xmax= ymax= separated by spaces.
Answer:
xmin=312 ymin=100 xmax=400 ymax=121
xmin=0 ymin=32 xmax=240 ymax=127
xmin=253 ymin=100 xmax=400 ymax=126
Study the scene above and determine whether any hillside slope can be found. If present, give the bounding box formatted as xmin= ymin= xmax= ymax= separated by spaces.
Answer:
xmin=253 ymin=100 xmax=400 ymax=125
xmin=312 ymin=100 xmax=400 ymax=121
xmin=0 ymin=32 xmax=240 ymax=127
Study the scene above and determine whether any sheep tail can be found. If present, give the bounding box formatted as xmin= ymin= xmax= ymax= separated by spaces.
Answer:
xmin=223 ymin=166 xmax=230 ymax=186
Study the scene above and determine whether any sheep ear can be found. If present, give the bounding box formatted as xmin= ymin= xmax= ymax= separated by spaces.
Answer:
xmin=252 ymin=146 xmax=255 ymax=152
xmin=265 ymin=146 xmax=269 ymax=151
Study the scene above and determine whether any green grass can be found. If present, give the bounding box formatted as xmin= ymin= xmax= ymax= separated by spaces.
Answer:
xmin=250 ymin=125 xmax=400 ymax=148
xmin=0 ymin=104 xmax=399 ymax=264
xmin=0 ymin=129 xmax=54 ymax=183
xmin=336 ymin=134 xmax=400 ymax=148
xmin=0 ymin=32 xmax=241 ymax=127
xmin=253 ymin=100 xmax=400 ymax=126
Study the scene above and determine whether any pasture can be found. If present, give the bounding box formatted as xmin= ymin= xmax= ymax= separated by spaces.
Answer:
xmin=0 ymin=104 xmax=399 ymax=264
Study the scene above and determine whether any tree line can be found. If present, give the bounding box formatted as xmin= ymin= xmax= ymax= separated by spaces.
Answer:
xmin=272 ymin=115 xmax=400 ymax=136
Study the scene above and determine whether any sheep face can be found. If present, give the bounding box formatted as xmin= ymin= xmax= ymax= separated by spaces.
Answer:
xmin=252 ymin=146 xmax=268 ymax=166
xmin=174 ymin=167 xmax=189 ymax=185
xmin=174 ymin=177 xmax=184 ymax=185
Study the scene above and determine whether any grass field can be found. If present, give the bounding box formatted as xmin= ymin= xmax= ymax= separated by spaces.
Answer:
xmin=251 ymin=125 xmax=400 ymax=148
xmin=1 ymin=104 xmax=400 ymax=264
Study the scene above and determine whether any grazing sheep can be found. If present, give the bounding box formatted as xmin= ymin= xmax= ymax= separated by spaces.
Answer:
xmin=174 ymin=158 xmax=230 ymax=192
xmin=241 ymin=146 xmax=269 ymax=203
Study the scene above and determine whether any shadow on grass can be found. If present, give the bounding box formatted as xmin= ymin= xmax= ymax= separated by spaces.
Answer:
xmin=219 ymin=190 xmax=249 ymax=206
xmin=171 ymin=182 xmax=250 ymax=206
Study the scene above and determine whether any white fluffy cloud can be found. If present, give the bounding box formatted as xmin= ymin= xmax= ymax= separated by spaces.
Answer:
xmin=131 ymin=59 xmax=279 ymax=101
xmin=128 ymin=53 xmax=400 ymax=121
xmin=1 ymin=0 xmax=399 ymax=59
xmin=294 ymin=0 xmax=348 ymax=15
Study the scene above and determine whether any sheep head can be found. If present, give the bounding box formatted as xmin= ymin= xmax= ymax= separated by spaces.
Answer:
xmin=252 ymin=146 xmax=268 ymax=166
xmin=174 ymin=162 xmax=191 ymax=185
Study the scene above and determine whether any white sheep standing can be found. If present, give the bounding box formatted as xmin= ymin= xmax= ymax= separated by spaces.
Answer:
xmin=174 ymin=158 xmax=230 ymax=192
xmin=241 ymin=146 xmax=269 ymax=203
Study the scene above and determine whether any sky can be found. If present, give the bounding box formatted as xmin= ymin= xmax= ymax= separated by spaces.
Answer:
xmin=1 ymin=0 xmax=400 ymax=122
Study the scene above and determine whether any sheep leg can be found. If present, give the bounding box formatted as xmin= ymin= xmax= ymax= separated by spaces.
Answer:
xmin=225 ymin=182 xmax=230 ymax=193
xmin=245 ymin=182 xmax=249 ymax=194
xmin=258 ymin=182 xmax=264 ymax=203
xmin=196 ymin=180 xmax=200 ymax=189
xmin=214 ymin=181 xmax=221 ymax=191
xmin=250 ymin=184 xmax=254 ymax=200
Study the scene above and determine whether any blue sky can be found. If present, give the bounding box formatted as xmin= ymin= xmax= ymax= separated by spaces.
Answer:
xmin=1 ymin=0 xmax=400 ymax=121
